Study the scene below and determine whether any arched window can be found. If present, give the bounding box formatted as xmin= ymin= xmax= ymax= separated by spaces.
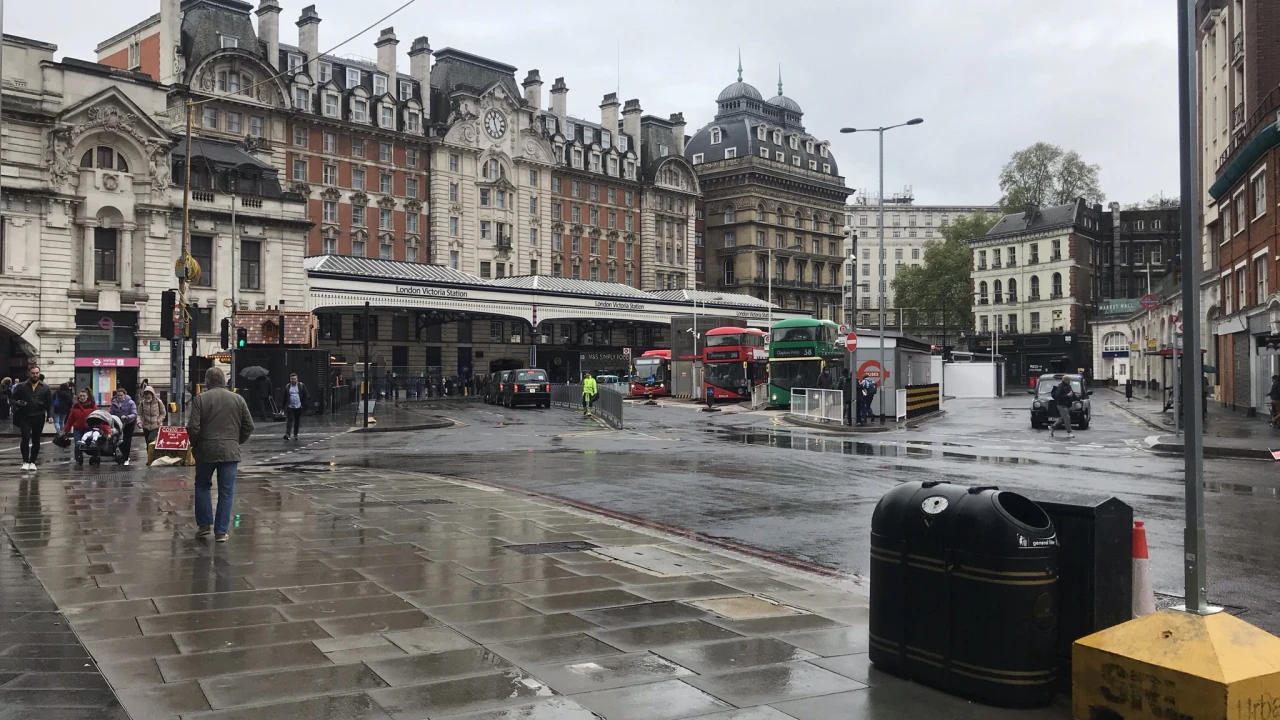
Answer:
xmin=993 ymin=280 xmax=1003 ymax=304
xmin=794 ymin=212 xmax=803 ymax=229
xmin=1007 ymin=278 xmax=1017 ymax=302
xmin=979 ymin=281 xmax=989 ymax=304
xmin=79 ymin=147 xmax=129 ymax=172
xmin=724 ymin=206 xmax=736 ymax=224
xmin=776 ymin=208 xmax=785 ymax=226
xmin=776 ymin=258 xmax=785 ymax=279
xmin=723 ymin=258 xmax=735 ymax=285
xmin=1052 ymin=272 xmax=1063 ymax=297
xmin=757 ymin=204 xmax=767 ymax=223
xmin=710 ymin=127 xmax=722 ymax=144
xmin=1030 ymin=275 xmax=1040 ymax=299
xmin=1102 ymin=332 xmax=1128 ymax=353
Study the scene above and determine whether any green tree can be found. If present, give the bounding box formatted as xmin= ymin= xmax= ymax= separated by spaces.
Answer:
xmin=892 ymin=237 xmax=977 ymax=341
xmin=1124 ymin=192 xmax=1179 ymax=210
xmin=999 ymin=142 xmax=1104 ymax=212
xmin=941 ymin=211 xmax=999 ymax=244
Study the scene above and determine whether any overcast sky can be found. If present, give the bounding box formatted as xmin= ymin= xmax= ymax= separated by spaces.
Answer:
xmin=10 ymin=0 xmax=1180 ymax=207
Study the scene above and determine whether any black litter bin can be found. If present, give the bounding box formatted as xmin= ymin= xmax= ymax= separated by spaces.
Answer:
xmin=869 ymin=480 xmax=1059 ymax=707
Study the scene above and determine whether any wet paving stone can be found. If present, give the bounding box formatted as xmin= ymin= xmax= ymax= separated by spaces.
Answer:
xmin=573 ymin=600 xmax=711 ymax=628
xmin=367 ymin=646 xmax=513 ymax=686
xmin=399 ymin=583 xmax=520 ymax=608
xmin=138 ymin=605 xmax=288 ymax=635
xmin=171 ymin=620 xmax=331 ymax=654
xmin=368 ymin=669 xmax=554 ymax=719
xmin=809 ymin=653 xmax=872 ymax=683
xmin=381 ymin=626 xmax=477 ymax=655
xmin=486 ymin=633 xmax=624 ymax=666
xmin=630 ymin=580 xmax=742 ymax=602
xmin=528 ymin=651 xmax=695 ymax=694
xmin=200 ymin=661 xmax=388 ymax=709
xmin=316 ymin=610 xmax=439 ymax=637
xmin=278 ymin=581 xmax=392 ymax=603
xmin=516 ymin=589 xmax=647 ymax=614
xmin=150 ymin=588 xmax=292 ymax=614
xmin=156 ymin=640 xmax=330 ymax=682
xmin=278 ymin=594 xmax=414 ymax=621
xmin=571 ymin=678 xmax=733 ymax=720
xmin=85 ymin=634 xmax=180 ymax=662
xmin=62 ymin=599 xmax=158 ymax=622
xmin=655 ymin=637 xmax=822 ymax=674
xmin=430 ymin=696 xmax=600 ymax=720
xmin=503 ymin=574 xmax=622 ymax=597
xmin=684 ymin=661 xmax=868 ymax=707
xmin=122 ymin=577 xmax=256 ymax=600
xmin=452 ymin=613 xmax=600 ymax=644
xmin=115 ymin=679 xmax=212 ymax=717
xmin=774 ymin=627 xmax=871 ymax=658
xmin=589 ymin=620 xmax=744 ymax=651
xmin=178 ymin=691 xmax=393 ymax=720
xmin=687 ymin=708 xmax=800 ymax=720
xmin=427 ymin=599 xmax=543 ymax=624
xmin=461 ymin=565 xmax=580 ymax=585
xmin=97 ymin=658 xmax=164 ymax=689
xmin=709 ymin=614 xmax=847 ymax=636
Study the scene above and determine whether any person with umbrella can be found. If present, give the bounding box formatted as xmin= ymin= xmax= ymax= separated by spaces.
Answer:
xmin=239 ymin=366 xmax=271 ymax=420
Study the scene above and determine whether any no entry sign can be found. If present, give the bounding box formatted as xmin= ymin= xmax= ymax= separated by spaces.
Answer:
xmin=845 ymin=332 xmax=859 ymax=352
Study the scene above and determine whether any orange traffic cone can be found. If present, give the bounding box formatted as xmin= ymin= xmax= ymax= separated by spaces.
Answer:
xmin=1132 ymin=520 xmax=1156 ymax=617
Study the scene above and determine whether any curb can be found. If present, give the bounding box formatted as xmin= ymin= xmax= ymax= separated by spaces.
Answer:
xmin=1110 ymin=401 xmax=1169 ymax=433
xmin=350 ymin=418 xmax=455 ymax=433
xmin=783 ymin=415 xmax=893 ymax=433
xmin=905 ymin=410 xmax=948 ymax=429
xmin=1143 ymin=435 xmax=1274 ymax=460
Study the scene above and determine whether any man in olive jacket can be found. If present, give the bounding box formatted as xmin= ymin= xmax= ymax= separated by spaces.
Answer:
xmin=187 ymin=367 xmax=254 ymax=542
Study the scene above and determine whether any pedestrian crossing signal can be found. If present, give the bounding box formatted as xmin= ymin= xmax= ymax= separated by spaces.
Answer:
xmin=235 ymin=327 xmax=247 ymax=348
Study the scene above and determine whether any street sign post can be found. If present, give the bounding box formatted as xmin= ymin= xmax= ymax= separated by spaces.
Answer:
xmin=154 ymin=426 xmax=189 ymax=451
xmin=845 ymin=332 xmax=859 ymax=352
xmin=1139 ymin=293 xmax=1159 ymax=310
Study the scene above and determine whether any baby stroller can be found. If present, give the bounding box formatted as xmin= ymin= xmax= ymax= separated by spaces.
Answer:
xmin=79 ymin=409 xmax=124 ymax=466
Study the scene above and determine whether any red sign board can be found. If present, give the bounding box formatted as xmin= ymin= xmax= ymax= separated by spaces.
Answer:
xmin=154 ymin=426 xmax=190 ymax=451
xmin=75 ymin=357 xmax=140 ymax=368
xmin=857 ymin=360 xmax=890 ymax=385
xmin=845 ymin=332 xmax=859 ymax=351
xmin=1139 ymin=294 xmax=1159 ymax=310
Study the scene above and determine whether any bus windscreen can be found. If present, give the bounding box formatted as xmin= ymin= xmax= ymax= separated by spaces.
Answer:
xmin=770 ymin=359 xmax=821 ymax=391
xmin=705 ymin=334 xmax=742 ymax=347
xmin=705 ymin=362 xmax=745 ymax=391
xmin=634 ymin=358 xmax=667 ymax=383
xmin=776 ymin=327 xmax=815 ymax=343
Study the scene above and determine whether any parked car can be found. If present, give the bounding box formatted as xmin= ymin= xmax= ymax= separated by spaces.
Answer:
xmin=501 ymin=368 xmax=551 ymax=408
xmin=483 ymin=372 xmax=503 ymax=404
xmin=1030 ymin=373 xmax=1091 ymax=429
xmin=595 ymin=374 xmax=622 ymax=385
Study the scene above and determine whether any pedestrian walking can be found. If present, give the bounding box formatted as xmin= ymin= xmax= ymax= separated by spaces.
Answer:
xmin=110 ymin=388 xmax=138 ymax=466
xmin=66 ymin=389 xmax=97 ymax=467
xmin=0 ymin=378 xmax=11 ymax=421
xmin=1049 ymin=376 xmax=1077 ymax=438
xmin=283 ymin=373 xmax=309 ymax=440
xmin=856 ymin=376 xmax=877 ymax=425
xmin=187 ymin=367 xmax=254 ymax=543
xmin=1125 ymin=378 xmax=1133 ymax=402
xmin=11 ymin=366 xmax=52 ymax=470
xmin=52 ymin=382 xmax=73 ymax=435
xmin=1268 ymin=375 xmax=1280 ymax=428
xmin=582 ymin=372 xmax=598 ymax=417
xmin=841 ymin=370 xmax=853 ymax=426
xmin=817 ymin=367 xmax=834 ymax=390
xmin=138 ymin=386 xmax=166 ymax=446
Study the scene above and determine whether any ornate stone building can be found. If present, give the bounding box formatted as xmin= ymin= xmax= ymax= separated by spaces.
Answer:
xmin=684 ymin=67 xmax=850 ymax=319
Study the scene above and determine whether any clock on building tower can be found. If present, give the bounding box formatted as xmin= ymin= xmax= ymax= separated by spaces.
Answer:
xmin=484 ymin=110 xmax=506 ymax=139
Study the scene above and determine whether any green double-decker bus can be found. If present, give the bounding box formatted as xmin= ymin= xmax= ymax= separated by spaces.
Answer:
xmin=767 ymin=318 xmax=843 ymax=408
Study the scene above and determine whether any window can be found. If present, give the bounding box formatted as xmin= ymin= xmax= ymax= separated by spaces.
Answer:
xmin=449 ymin=154 xmax=459 ymax=172
xmin=352 ymin=168 xmax=365 ymax=190
xmin=318 ymin=62 xmax=332 ymax=83
xmin=322 ymin=200 xmax=337 ymax=223
xmin=352 ymin=205 xmax=365 ymax=227
xmin=406 ymin=245 xmax=418 ymax=263
xmin=320 ymin=131 xmax=336 ymax=153
xmin=723 ymin=259 xmax=735 ymax=285
xmin=572 ymin=236 xmax=581 ymax=253
xmin=1007 ymin=278 xmax=1017 ymax=302
xmin=979 ymin=316 xmax=989 ymax=333
xmin=379 ymin=142 xmax=392 ymax=163
xmin=529 ymin=228 xmax=537 ymax=246
xmin=407 ymin=177 xmax=418 ymax=198
xmin=590 ymin=153 xmax=602 ymax=172
xmin=379 ymin=243 xmax=392 ymax=260
xmin=373 ymin=73 xmax=387 ymax=96
xmin=380 ymin=172 xmax=392 ymax=194
xmin=590 ymin=238 xmax=599 ymax=256
xmin=221 ymin=35 xmax=240 ymax=49
xmin=978 ymin=281 xmax=988 ymax=304
xmin=993 ymin=280 xmax=1003 ymax=304
xmin=724 ymin=206 xmax=737 ymax=224
xmin=1029 ymin=243 xmax=1039 ymax=263
xmin=352 ymin=138 xmax=365 ymax=157
xmin=346 ymin=68 xmax=361 ymax=88
xmin=724 ymin=231 xmax=736 ymax=248
xmin=1051 ymin=239 xmax=1062 ymax=260
xmin=572 ymin=148 xmax=584 ymax=169
xmin=480 ymin=262 xmax=491 ymax=279
xmin=1252 ymin=170 xmax=1267 ymax=219
xmin=496 ymin=191 xmax=506 ymax=209
xmin=450 ymin=250 xmax=459 ymax=269
xmin=480 ymin=189 xmax=490 ymax=206
xmin=352 ymin=100 xmax=367 ymax=122
xmin=1238 ymin=266 xmax=1248 ymax=306
xmin=202 ymin=107 xmax=219 ymax=129
xmin=323 ymin=164 xmax=336 ymax=185
xmin=1030 ymin=312 xmax=1041 ymax=332
xmin=380 ymin=105 xmax=394 ymax=128
xmin=480 ymin=221 xmax=491 ymax=239
xmin=249 ymin=116 xmax=264 ymax=137
xmin=1257 ymin=255 xmax=1269 ymax=300
xmin=226 ymin=112 xmax=242 ymax=134
xmin=407 ymin=214 xmax=419 ymax=234
xmin=449 ymin=217 xmax=459 ymax=236
xmin=589 ymin=207 xmax=599 ymax=225
xmin=1051 ymin=272 xmax=1063 ymax=297
xmin=1030 ymin=275 xmax=1040 ymax=299
xmin=406 ymin=149 xmax=418 ymax=167
xmin=624 ymin=190 xmax=634 ymax=206
xmin=625 ymin=214 xmax=634 ymax=231
xmin=240 ymin=240 xmax=261 ymax=290
xmin=294 ymin=87 xmax=309 ymax=111
xmin=292 ymin=158 xmax=306 ymax=180
xmin=380 ymin=208 xmax=392 ymax=230
xmin=1225 ymin=274 xmax=1234 ymax=313
xmin=293 ymin=126 xmax=308 ymax=147
xmin=977 ymin=250 xmax=987 ymax=269
xmin=1007 ymin=315 xmax=1018 ymax=334
xmin=324 ymin=93 xmax=339 ymax=117
xmin=322 ymin=236 xmax=337 ymax=254
xmin=725 ymin=147 xmax=739 ymax=160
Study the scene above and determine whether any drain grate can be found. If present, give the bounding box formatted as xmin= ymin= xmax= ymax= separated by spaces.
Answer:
xmin=399 ymin=499 xmax=454 ymax=505
xmin=504 ymin=540 xmax=599 ymax=555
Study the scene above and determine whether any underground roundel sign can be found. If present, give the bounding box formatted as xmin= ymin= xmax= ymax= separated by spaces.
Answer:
xmin=857 ymin=360 xmax=889 ymax=385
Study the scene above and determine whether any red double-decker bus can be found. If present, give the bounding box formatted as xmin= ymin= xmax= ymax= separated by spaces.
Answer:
xmin=703 ymin=327 xmax=769 ymax=401
xmin=630 ymin=349 xmax=671 ymax=397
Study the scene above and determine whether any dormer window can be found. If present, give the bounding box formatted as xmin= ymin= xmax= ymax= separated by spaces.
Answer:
xmin=566 ymin=121 xmax=576 ymax=139
xmin=792 ymin=155 xmax=801 ymax=166
xmin=352 ymin=99 xmax=367 ymax=122
xmin=380 ymin=105 xmax=394 ymax=128
xmin=820 ymin=144 xmax=829 ymax=158
xmin=756 ymin=125 xmax=767 ymax=141
xmin=806 ymin=140 xmax=815 ymax=153
xmin=374 ymin=73 xmax=388 ymax=96
xmin=218 ymin=71 xmax=241 ymax=93
xmin=590 ymin=153 xmax=602 ymax=173
xmin=619 ymin=135 xmax=628 ymax=152
xmin=608 ymin=157 xmax=618 ymax=175
xmin=545 ymin=116 xmax=557 ymax=134
xmin=789 ymin=136 xmax=799 ymax=150
xmin=711 ymin=127 xmax=722 ymax=144
xmin=398 ymin=80 xmax=413 ymax=101
xmin=624 ymin=160 xmax=635 ymax=179
xmin=294 ymin=87 xmax=309 ymax=111
xmin=220 ymin=35 xmax=240 ymax=49
xmin=324 ymin=93 xmax=339 ymax=117
xmin=809 ymin=160 xmax=817 ymax=170
xmin=772 ymin=130 xmax=781 ymax=144
xmin=759 ymin=147 xmax=769 ymax=158
xmin=724 ymin=147 xmax=737 ymax=159
xmin=601 ymin=131 xmax=611 ymax=149
xmin=346 ymin=68 xmax=361 ymax=88
xmin=406 ymin=111 xmax=421 ymax=133
xmin=823 ymin=163 xmax=831 ymax=173
xmin=660 ymin=144 xmax=669 ymax=157
xmin=287 ymin=53 xmax=302 ymax=72
xmin=572 ymin=148 xmax=584 ymax=169
xmin=319 ymin=62 xmax=332 ymax=83
xmin=692 ymin=153 xmax=705 ymax=165
xmin=584 ymin=127 xmax=595 ymax=145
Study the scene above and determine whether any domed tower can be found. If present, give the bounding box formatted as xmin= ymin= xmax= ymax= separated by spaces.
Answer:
xmin=767 ymin=67 xmax=803 ymax=125
xmin=715 ymin=54 xmax=763 ymax=113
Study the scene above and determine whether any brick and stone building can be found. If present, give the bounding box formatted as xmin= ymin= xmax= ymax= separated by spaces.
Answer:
xmin=684 ymin=66 xmax=849 ymax=320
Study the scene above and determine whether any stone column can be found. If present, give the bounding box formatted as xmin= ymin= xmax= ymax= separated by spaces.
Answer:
xmin=80 ymin=220 xmax=99 ymax=287
xmin=120 ymin=223 xmax=137 ymax=290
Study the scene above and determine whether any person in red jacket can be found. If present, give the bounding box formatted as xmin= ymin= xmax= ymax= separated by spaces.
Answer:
xmin=64 ymin=389 xmax=97 ymax=466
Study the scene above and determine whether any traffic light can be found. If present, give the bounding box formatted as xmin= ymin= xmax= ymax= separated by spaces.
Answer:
xmin=160 ymin=290 xmax=176 ymax=339
xmin=220 ymin=318 xmax=230 ymax=349
xmin=235 ymin=327 xmax=248 ymax=348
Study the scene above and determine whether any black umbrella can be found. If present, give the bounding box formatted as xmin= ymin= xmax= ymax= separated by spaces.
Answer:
xmin=239 ymin=366 xmax=269 ymax=381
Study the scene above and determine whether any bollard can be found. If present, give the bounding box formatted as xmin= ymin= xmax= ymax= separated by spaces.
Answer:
xmin=1131 ymin=520 xmax=1156 ymax=617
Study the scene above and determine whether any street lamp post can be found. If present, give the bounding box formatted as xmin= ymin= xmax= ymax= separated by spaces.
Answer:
xmin=841 ymin=119 xmax=923 ymax=422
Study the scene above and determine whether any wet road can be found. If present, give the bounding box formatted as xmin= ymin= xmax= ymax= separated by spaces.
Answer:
xmin=72 ymin=394 xmax=1279 ymax=634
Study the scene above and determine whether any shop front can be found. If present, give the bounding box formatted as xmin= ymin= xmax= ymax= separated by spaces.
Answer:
xmin=73 ymin=310 xmax=139 ymax=404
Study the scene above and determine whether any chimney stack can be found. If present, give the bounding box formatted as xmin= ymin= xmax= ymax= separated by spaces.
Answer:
xmin=375 ymin=27 xmax=398 ymax=87
xmin=408 ymin=37 xmax=433 ymax=123
xmin=255 ymin=0 xmax=282 ymax=72
xmin=550 ymin=77 xmax=568 ymax=122
xmin=297 ymin=5 xmax=321 ymax=79
xmin=159 ymin=0 xmax=181 ymax=82
xmin=669 ymin=112 xmax=686 ymax=155
xmin=600 ymin=93 xmax=621 ymax=139
xmin=622 ymin=99 xmax=642 ymax=156
xmin=522 ymin=70 xmax=543 ymax=111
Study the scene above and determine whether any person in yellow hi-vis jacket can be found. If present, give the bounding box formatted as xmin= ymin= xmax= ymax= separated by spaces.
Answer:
xmin=582 ymin=373 xmax=598 ymax=417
